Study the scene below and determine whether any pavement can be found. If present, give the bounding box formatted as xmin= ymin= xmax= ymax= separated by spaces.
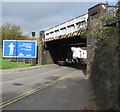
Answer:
xmin=1 ymin=64 xmax=89 ymax=110
xmin=0 ymin=64 xmax=56 ymax=73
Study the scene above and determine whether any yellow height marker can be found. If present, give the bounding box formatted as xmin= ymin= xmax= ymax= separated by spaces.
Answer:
xmin=0 ymin=70 xmax=78 ymax=108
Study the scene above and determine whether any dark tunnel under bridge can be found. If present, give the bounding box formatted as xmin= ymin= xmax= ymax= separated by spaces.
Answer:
xmin=42 ymin=36 xmax=87 ymax=64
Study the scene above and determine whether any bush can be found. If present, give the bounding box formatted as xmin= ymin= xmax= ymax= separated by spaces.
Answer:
xmin=90 ymin=27 xmax=119 ymax=110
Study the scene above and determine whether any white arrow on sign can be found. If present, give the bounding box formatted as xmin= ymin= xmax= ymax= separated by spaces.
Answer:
xmin=8 ymin=43 xmax=15 ymax=55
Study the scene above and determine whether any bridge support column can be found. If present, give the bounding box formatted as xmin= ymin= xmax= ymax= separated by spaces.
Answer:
xmin=87 ymin=3 xmax=106 ymax=76
xmin=39 ymin=31 xmax=54 ymax=65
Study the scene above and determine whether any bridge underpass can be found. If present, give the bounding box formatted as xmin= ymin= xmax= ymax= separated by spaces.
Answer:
xmin=42 ymin=35 xmax=86 ymax=64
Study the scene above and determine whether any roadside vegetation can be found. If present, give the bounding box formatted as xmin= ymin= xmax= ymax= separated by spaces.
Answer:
xmin=0 ymin=23 xmax=41 ymax=69
xmin=89 ymin=10 xmax=119 ymax=109
xmin=0 ymin=23 xmax=41 ymax=48
xmin=0 ymin=55 xmax=32 ymax=69
xmin=91 ymin=26 xmax=118 ymax=109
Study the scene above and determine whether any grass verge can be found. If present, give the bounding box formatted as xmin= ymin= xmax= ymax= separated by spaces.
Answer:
xmin=0 ymin=55 xmax=32 ymax=69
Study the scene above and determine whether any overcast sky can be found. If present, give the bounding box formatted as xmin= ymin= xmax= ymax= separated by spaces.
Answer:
xmin=1 ymin=0 xmax=118 ymax=36
xmin=2 ymin=2 xmax=101 ymax=36
xmin=3 ymin=1 xmax=116 ymax=36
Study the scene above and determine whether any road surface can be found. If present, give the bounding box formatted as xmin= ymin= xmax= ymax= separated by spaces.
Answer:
xmin=1 ymin=64 xmax=89 ymax=110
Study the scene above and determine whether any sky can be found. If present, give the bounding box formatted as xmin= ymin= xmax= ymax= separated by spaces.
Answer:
xmin=1 ymin=0 xmax=118 ymax=36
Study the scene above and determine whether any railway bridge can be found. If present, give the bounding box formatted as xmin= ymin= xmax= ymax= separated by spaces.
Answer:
xmin=39 ymin=3 xmax=107 ymax=66
xmin=39 ymin=14 xmax=88 ymax=64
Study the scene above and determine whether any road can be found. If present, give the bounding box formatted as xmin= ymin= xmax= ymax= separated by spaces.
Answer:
xmin=1 ymin=64 xmax=89 ymax=110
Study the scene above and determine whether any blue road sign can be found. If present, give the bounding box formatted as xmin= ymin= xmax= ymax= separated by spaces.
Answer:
xmin=3 ymin=40 xmax=17 ymax=57
xmin=17 ymin=41 xmax=37 ymax=58
xmin=3 ymin=40 xmax=37 ymax=58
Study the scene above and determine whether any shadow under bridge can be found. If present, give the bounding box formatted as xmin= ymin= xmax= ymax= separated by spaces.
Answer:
xmin=43 ymin=36 xmax=86 ymax=64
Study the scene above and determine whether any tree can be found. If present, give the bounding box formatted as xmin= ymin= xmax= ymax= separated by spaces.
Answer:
xmin=0 ymin=23 xmax=23 ymax=41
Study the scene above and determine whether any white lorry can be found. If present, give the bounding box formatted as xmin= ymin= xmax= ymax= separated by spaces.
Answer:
xmin=71 ymin=47 xmax=87 ymax=64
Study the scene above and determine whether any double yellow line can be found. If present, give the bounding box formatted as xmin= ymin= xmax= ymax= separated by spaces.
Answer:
xmin=0 ymin=70 xmax=78 ymax=108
